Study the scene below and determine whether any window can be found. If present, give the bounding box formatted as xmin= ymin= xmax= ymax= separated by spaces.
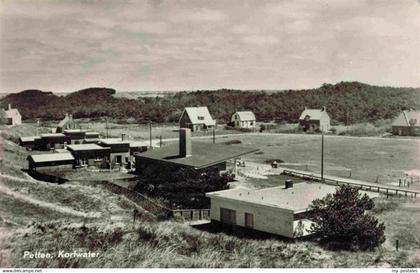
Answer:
xmin=197 ymin=116 xmax=205 ymax=120
xmin=220 ymin=208 xmax=236 ymax=224
xmin=245 ymin=213 xmax=254 ymax=228
xmin=250 ymin=121 xmax=254 ymax=126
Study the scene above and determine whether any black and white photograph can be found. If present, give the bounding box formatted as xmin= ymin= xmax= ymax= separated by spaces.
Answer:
xmin=0 ymin=0 xmax=419 ymax=271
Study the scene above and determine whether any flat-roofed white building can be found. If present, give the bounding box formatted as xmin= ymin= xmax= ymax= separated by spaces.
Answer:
xmin=206 ymin=182 xmax=378 ymax=238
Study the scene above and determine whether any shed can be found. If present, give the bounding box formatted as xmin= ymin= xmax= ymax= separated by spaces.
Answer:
xmin=66 ymin=144 xmax=110 ymax=168
xmin=298 ymin=106 xmax=330 ymax=132
xmin=19 ymin=136 xmax=40 ymax=150
xmin=231 ymin=111 xmax=256 ymax=129
xmin=98 ymin=138 xmax=130 ymax=167
xmin=63 ymin=129 xmax=86 ymax=144
xmin=179 ymin=106 xmax=216 ymax=132
xmin=36 ymin=133 xmax=66 ymax=150
xmin=27 ymin=153 xmax=75 ymax=171
xmin=391 ymin=110 xmax=420 ymax=136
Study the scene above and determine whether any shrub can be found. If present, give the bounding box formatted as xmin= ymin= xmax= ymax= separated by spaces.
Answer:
xmin=224 ymin=139 xmax=242 ymax=145
xmin=308 ymin=185 xmax=385 ymax=251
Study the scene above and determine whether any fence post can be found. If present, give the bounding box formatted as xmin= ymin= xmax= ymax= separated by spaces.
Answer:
xmin=396 ymin=240 xmax=399 ymax=251
xmin=199 ymin=210 xmax=202 ymax=220
xmin=386 ymin=189 xmax=389 ymax=199
xmin=190 ymin=210 xmax=193 ymax=220
xmin=399 ymin=179 xmax=401 ymax=187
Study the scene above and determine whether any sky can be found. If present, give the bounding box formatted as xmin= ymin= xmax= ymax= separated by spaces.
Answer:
xmin=0 ymin=0 xmax=419 ymax=93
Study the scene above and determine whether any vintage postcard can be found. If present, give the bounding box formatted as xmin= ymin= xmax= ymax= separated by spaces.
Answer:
xmin=0 ymin=0 xmax=419 ymax=271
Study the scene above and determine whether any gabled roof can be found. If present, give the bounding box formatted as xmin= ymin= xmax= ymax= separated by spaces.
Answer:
xmin=299 ymin=108 xmax=328 ymax=120
xmin=233 ymin=111 xmax=256 ymax=121
xmin=180 ymin=107 xmax=216 ymax=126
xmin=135 ymin=141 xmax=258 ymax=170
xmin=28 ymin=153 xmax=75 ymax=163
xmin=5 ymin=108 xmax=21 ymax=118
xmin=58 ymin=115 xmax=70 ymax=128
xmin=392 ymin=110 xmax=420 ymax=127
xmin=206 ymin=182 xmax=378 ymax=212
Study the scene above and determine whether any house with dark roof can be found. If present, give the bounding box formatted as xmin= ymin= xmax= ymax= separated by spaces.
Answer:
xmin=179 ymin=106 xmax=216 ymax=132
xmin=56 ymin=113 xmax=77 ymax=133
xmin=4 ymin=104 xmax=22 ymax=126
xmin=134 ymin=128 xmax=258 ymax=177
xmin=231 ymin=111 xmax=256 ymax=129
xmin=19 ymin=136 xmax=40 ymax=150
xmin=298 ymin=106 xmax=330 ymax=132
xmin=392 ymin=110 xmax=420 ymax=136
xmin=206 ymin=181 xmax=379 ymax=238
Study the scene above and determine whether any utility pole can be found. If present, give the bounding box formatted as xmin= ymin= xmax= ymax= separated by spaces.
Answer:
xmin=149 ymin=121 xmax=152 ymax=149
xmin=212 ymin=126 xmax=216 ymax=144
xmin=106 ymin=117 xmax=109 ymax=139
xmin=321 ymin=130 xmax=324 ymax=182
xmin=159 ymin=135 xmax=162 ymax=148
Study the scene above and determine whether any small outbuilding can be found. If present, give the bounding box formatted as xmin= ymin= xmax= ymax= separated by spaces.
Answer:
xmin=231 ymin=111 xmax=256 ymax=129
xmin=84 ymin=131 xmax=100 ymax=143
xmin=299 ymin=106 xmax=330 ymax=132
xmin=19 ymin=136 xmax=40 ymax=150
xmin=4 ymin=104 xmax=22 ymax=126
xmin=35 ymin=133 xmax=66 ymax=151
xmin=27 ymin=153 xmax=75 ymax=172
xmin=206 ymin=182 xmax=378 ymax=238
xmin=63 ymin=129 xmax=86 ymax=144
xmin=98 ymin=137 xmax=130 ymax=168
xmin=391 ymin=110 xmax=420 ymax=136
xmin=179 ymin=106 xmax=216 ymax=132
xmin=66 ymin=144 xmax=110 ymax=168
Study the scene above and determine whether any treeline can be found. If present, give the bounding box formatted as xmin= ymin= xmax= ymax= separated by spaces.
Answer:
xmin=1 ymin=82 xmax=419 ymax=124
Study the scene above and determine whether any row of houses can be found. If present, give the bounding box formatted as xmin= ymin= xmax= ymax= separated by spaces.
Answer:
xmin=7 ymin=104 xmax=420 ymax=136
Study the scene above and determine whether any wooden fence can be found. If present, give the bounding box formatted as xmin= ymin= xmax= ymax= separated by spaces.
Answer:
xmin=283 ymin=169 xmax=419 ymax=199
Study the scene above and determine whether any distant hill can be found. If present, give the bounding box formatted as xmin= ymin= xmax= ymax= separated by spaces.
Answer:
xmin=0 ymin=82 xmax=419 ymax=124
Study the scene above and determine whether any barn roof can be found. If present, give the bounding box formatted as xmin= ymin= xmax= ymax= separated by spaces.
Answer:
xmin=135 ymin=141 xmax=258 ymax=169
xmin=233 ymin=111 xmax=256 ymax=121
xmin=206 ymin=182 xmax=378 ymax=212
xmin=392 ymin=110 xmax=420 ymax=127
xmin=27 ymin=153 xmax=75 ymax=163
xmin=66 ymin=144 xmax=110 ymax=152
xmin=180 ymin=107 xmax=216 ymax=126
xmin=299 ymin=108 xmax=328 ymax=121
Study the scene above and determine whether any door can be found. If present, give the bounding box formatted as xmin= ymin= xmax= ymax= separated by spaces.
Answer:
xmin=116 ymin=155 xmax=122 ymax=164
xmin=245 ymin=213 xmax=254 ymax=228
xmin=220 ymin=208 xmax=236 ymax=224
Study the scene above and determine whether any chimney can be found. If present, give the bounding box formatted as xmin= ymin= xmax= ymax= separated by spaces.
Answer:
xmin=8 ymin=104 xmax=11 ymax=110
xmin=69 ymin=114 xmax=73 ymax=121
xmin=285 ymin=179 xmax=293 ymax=189
xmin=179 ymin=128 xmax=192 ymax=157
xmin=121 ymin=133 xmax=126 ymax=141
xmin=304 ymin=106 xmax=307 ymax=110
xmin=321 ymin=106 xmax=326 ymax=112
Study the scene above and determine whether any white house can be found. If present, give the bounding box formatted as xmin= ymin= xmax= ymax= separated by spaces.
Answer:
xmin=298 ymin=106 xmax=330 ymax=132
xmin=179 ymin=106 xmax=216 ymax=132
xmin=4 ymin=104 xmax=22 ymax=126
xmin=231 ymin=111 xmax=256 ymax=129
xmin=206 ymin=182 xmax=378 ymax=238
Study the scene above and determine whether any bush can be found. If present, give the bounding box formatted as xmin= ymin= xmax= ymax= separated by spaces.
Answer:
xmin=224 ymin=139 xmax=242 ymax=145
xmin=308 ymin=185 xmax=385 ymax=251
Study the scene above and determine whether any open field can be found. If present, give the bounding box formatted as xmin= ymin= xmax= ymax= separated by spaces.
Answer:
xmin=1 ymin=124 xmax=419 ymax=268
